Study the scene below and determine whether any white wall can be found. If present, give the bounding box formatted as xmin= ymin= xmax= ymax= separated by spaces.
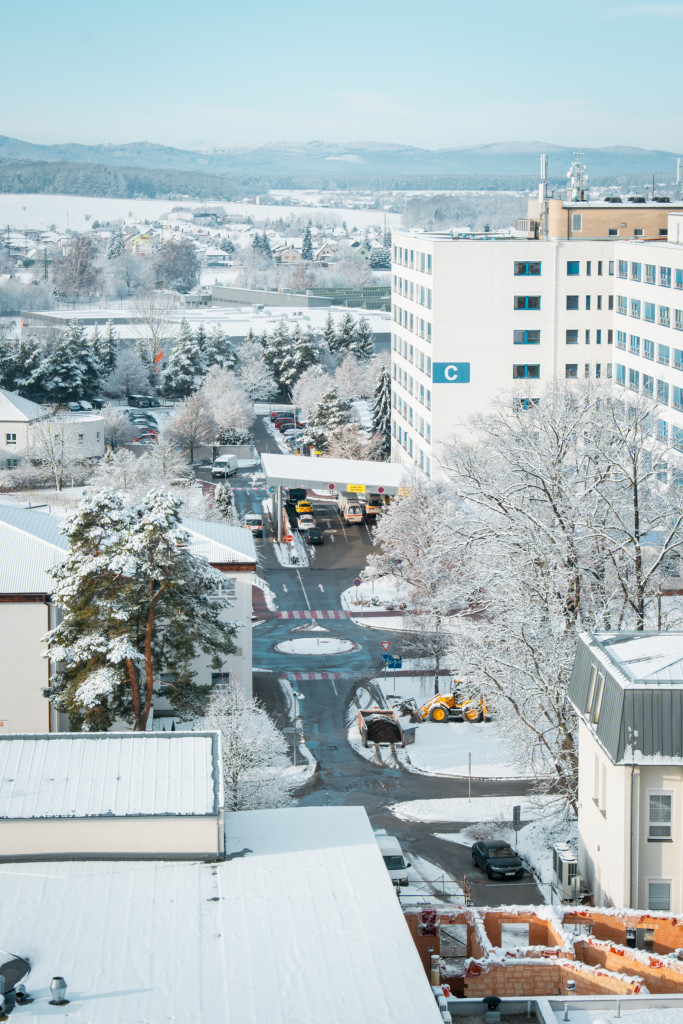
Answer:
xmin=0 ymin=602 xmax=52 ymax=733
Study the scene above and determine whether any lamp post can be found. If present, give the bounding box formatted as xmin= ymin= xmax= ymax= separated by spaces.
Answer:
xmin=292 ymin=690 xmax=305 ymax=767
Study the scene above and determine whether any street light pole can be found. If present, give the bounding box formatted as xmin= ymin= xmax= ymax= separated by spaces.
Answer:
xmin=292 ymin=690 xmax=305 ymax=767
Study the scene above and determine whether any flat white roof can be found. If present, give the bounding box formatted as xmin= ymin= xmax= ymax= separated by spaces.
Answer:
xmin=261 ymin=452 xmax=410 ymax=493
xmin=0 ymin=732 xmax=221 ymax=818
xmin=1 ymin=806 xmax=441 ymax=1023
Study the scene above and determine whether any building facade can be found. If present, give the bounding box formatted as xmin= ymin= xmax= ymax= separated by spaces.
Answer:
xmin=568 ymin=632 xmax=683 ymax=912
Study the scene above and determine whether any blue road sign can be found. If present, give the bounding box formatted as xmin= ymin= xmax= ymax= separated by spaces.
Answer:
xmin=269 ymin=486 xmax=276 ymax=493
xmin=387 ymin=655 xmax=402 ymax=669
xmin=432 ymin=361 xmax=471 ymax=384
xmin=381 ymin=652 xmax=391 ymax=662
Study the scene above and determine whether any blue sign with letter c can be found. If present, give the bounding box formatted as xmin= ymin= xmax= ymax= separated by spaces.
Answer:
xmin=432 ymin=362 xmax=471 ymax=384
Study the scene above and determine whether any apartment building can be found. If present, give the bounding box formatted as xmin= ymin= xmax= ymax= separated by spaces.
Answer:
xmin=391 ymin=194 xmax=683 ymax=474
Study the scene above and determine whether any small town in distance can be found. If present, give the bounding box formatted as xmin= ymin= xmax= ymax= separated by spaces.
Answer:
xmin=2 ymin=5 xmax=683 ymax=1019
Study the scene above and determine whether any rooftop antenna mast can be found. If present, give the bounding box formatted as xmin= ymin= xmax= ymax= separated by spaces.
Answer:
xmin=539 ymin=154 xmax=549 ymax=239
xmin=567 ymin=150 xmax=588 ymax=202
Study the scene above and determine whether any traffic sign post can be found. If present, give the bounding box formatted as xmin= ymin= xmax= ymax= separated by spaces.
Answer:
xmin=387 ymin=655 xmax=402 ymax=670
xmin=353 ymin=577 xmax=361 ymax=606
xmin=381 ymin=652 xmax=391 ymax=662
xmin=285 ymin=534 xmax=293 ymax=543
xmin=381 ymin=641 xmax=391 ymax=651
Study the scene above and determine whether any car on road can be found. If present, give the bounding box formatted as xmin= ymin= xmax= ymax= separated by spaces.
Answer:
xmin=133 ymin=433 xmax=158 ymax=445
xmin=295 ymin=499 xmax=313 ymax=515
xmin=471 ymin=841 xmax=524 ymax=879
xmin=374 ymin=830 xmax=411 ymax=886
xmin=304 ymin=526 xmax=323 ymax=545
xmin=297 ymin=513 xmax=315 ymax=531
xmin=287 ymin=488 xmax=307 ymax=505
xmin=244 ymin=513 xmax=263 ymax=537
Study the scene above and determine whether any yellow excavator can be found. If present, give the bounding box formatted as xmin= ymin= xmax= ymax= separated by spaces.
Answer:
xmin=395 ymin=683 xmax=488 ymax=723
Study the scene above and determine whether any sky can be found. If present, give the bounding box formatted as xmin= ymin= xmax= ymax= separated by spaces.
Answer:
xmin=3 ymin=0 xmax=683 ymax=152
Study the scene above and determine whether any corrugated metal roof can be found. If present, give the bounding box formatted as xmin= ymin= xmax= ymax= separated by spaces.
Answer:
xmin=0 ymin=504 xmax=68 ymax=594
xmin=0 ymin=732 xmax=221 ymax=818
xmin=182 ymin=517 xmax=257 ymax=564
xmin=569 ymin=632 xmax=683 ymax=763
xmin=0 ymin=388 xmax=46 ymax=423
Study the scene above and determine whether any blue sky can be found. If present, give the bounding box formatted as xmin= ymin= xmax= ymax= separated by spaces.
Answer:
xmin=4 ymin=0 xmax=683 ymax=151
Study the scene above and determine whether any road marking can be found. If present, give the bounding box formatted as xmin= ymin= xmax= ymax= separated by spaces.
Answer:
xmin=318 ymin=584 xmax=325 ymax=592
xmin=282 ymin=584 xmax=288 ymax=593
xmin=276 ymin=610 xmax=348 ymax=619
xmin=296 ymin=569 xmax=311 ymax=610
xmin=284 ymin=671 xmax=344 ymax=681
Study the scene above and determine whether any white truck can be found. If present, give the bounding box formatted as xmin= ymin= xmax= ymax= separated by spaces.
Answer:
xmin=211 ymin=454 xmax=238 ymax=478
xmin=374 ymin=830 xmax=411 ymax=886
xmin=338 ymin=493 xmax=363 ymax=524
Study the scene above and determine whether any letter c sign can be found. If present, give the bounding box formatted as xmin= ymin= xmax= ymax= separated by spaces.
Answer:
xmin=432 ymin=361 xmax=471 ymax=384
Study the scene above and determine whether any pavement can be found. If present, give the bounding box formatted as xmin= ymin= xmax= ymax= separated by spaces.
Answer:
xmin=222 ymin=415 xmax=545 ymax=907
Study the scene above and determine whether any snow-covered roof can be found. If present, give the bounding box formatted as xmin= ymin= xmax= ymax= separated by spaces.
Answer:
xmin=0 ymin=504 xmax=67 ymax=594
xmin=182 ymin=517 xmax=257 ymax=565
xmin=0 ymin=732 xmax=221 ymax=818
xmin=0 ymin=806 xmax=442 ymax=1023
xmin=0 ymin=387 xmax=47 ymax=423
xmin=261 ymin=451 xmax=410 ymax=493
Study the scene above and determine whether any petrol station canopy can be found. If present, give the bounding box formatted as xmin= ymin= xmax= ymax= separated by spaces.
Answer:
xmin=260 ymin=453 xmax=411 ymax=496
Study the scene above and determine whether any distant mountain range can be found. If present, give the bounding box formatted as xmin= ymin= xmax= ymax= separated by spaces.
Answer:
xmin=1 ymin=136 xmax=681 ymax=179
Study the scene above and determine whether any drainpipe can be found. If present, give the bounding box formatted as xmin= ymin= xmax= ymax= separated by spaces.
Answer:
xmin=630 ymin=766 xmax=640 ymax=908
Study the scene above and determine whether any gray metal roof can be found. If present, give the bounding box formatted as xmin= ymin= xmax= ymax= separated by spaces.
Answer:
xmin=182 ymin=517 xmax=257 ymax=564
xmin=0 ymin=732 xmax=222 ymax=819
xmin=0 ymin=388 xmax=46 ymax=423
xmin=568 ymin=632 xmax=683 ymax=763
xmin=0 ymin=504 xmax=68 ymax=594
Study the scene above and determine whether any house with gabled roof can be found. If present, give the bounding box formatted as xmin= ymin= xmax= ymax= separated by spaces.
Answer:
xmin=568 ymin=631 xmax=683 ymax=912
xmin=0 ymin=388 xmax=49 ymax=468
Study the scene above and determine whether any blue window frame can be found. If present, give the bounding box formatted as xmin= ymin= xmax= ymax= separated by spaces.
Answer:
xmin=630 ymin=335 xmax=640 ymax=355
xmin=617 ymin=331 xmax=627 ymax=350
xmin=617 ymin=296 xmax=627 ymax=314
xmin=567 ymin=261 xmax=580 ymax=276
xmin=616 ymin=364 xmax=626 ymax=386
xmin=513 ymin=364 xmax=540 ymax=379
xmin=629 ymin=368 xmax=640 ymax=390
xmin=645 ymin=302 xmax=655 ymax=322
xmin=660 ymin=267 xmax=672 ymax=288
xmin=644 ymin=338 xmax=655 ymax=360
xmin=631 ymin=262 xmax=642 ymax=281
xmin=631 ymin=299 xmax=641 ymax=318
xmin=646 ymin=264 xmax=656 ymax=284
xmin=674 ymin=349 xmax=683 ymax=371
xmin=659 ymin=306 xmax=671 ymax=326
xmin=674 ymin=386 xmax=683 ymax=412
xmin=657 ymin=420 xmax=669 ymax=440
xmin=659 ymin=344 xmax=670 ymax=365
xmin=643 ymin=374 xmax=654 ymax=396
xmin=676 ymin=268 xmax=682 ymax=290
xmin=566 ymin=329 xmax=579 ymax=344
xmin=658 ymin=379 xmax=670 ymax=403
xmin=618 ymin=260 xmax=628 ymax=278
xmin=514 ymin=296 xmax=541 ymax=309
xmin=514 ymin=261 xmax=541 ymax=276
xmin=513 ymin=330 xmax=541 ymax=344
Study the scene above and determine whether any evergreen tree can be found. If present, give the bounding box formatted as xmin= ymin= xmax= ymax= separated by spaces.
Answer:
xmin=203 ymin=324 xmax=237 ymax=371
xmin=383 ymin=228 xmax=392 ymax=249
xmin=372 ymin=364 xmax=392 ymax=459
xmin=303 ymin=388 xmax=351 ymax=451
xmin=301 ymin=223 xmax=313 ymax=261
xmin=279 ymin=324 xmax=301 ymax=396
xmin=194 ymin=323 xmax=208 ymax=372
xmin=214 ymin=481 xmax=237 ymax=522
xmin=333 ymin=312 xmax=356 ymax=354
xmin=260 ymin=232 xmax=273 ymax=259
xmin=352 ymin=316 xmax=374 ymax=360
xmin=11 ymin=335 xmax=46 ymax=398
xmin=322 ymin=311 xmax=337 ymax=353
xmin=262 ymin=318 xmax=291 ymax=393
xmin=106 ymin=227 xmax=124 ymax=260
xmin=42 ymin=328 xmax=83 ymax=403
xmin=65 ymin=318 xmax=103 ymax=399
xmin=219 ymin=237 xmax=235 ymax=254
xmin=96 ymin=319 xmax=119 ymax=375
xmin=43 ymin=490 xmax=237 ymax=732
xmin=293 ymin=325 xmax=320 ymax=379
xmin=162 ymin=319 xmax=202 ymax=398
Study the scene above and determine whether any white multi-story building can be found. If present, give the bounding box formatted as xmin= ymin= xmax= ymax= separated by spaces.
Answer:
xmin=391 ymin=200 xmax=683 ymax=474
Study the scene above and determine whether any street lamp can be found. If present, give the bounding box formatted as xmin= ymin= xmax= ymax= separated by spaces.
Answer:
xmin=292 ymin=690 xmax=305 ymax=767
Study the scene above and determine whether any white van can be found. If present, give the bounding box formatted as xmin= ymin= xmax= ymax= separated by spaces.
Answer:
xmin=374 ymin=830 xmax=411 ymax=886
xmin=212 ymin=455 xmax=238 ymax=478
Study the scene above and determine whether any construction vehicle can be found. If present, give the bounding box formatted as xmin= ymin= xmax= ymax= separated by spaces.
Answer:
xmin=395 ymin=683 xmax=488 ymax=723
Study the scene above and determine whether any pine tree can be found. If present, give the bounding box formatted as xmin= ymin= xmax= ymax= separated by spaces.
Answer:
xmin=194 ymin=323 xmax=208 ymax=372
xmin=334 ymin=312 xmax=356 ymax=354
xmin=260 ymin=232 xmax=273 ymax=259
xmin=352 ymin=316 xmax=374 ymax=360
xmin=301 ymin=223 xmax=313 ymax=261
xmin=262 ymin=318 xmax=291 ymax=393
xmin=13 ymin=335 xmax=45 ymax=398
xmin=322 ymin=311 xmax=337 ymax=352
xmin=214 ymin=482 xmax=237 ymax=522
xmin=106 ymin=227 xmax=124 ymax=260
xmin=64 ymin=318 xmax=103 ymax=400
xmin=43 ymin=490 xmax=237 ymax=731
xmin=42 ymin=328 xmax=83 ymax=403
xmin=162 ymin=318 xmax=201 ymax=398
xmin=303 ymin=388 xmax=352 ymax=451
xmin=203 ymin=324 xmax=237 ymax=371
xmin=96 ymin=319 xmax=119 ymax=375
xmin=372 ymin=364 xmax=392 ymax=459
xmin=293 ymin=325 xmax=320 ymax=379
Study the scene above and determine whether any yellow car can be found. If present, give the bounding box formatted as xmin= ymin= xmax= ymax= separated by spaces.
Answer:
xmin=295 ymin=500 xmax=313 ymax=515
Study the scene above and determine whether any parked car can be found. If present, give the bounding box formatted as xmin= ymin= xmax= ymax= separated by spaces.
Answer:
xmin=278 ymin=420 xmax=304 ymax=432
xmin=374 ymin=830 xmax=411 ymax=886
xmin=304 ymin=526 xmax=323 ymax=545
xmin=295 ymin=499 xmax=313 ymax=515
xmin=133 ymin=433 xmax=158 ymax=445
xmin=212 ymin=455 xmax=238 ymax=478
xmin=66 ymin=401 xmax=81 ymax=412
xmin=471 ymin=841 xmax=524 ymax=879
xmin=297 ymin=513 xmax=315 ymax=531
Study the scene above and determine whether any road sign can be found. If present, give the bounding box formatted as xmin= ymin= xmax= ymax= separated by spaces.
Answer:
xmin=381 ymin=641 xmax=391 ymax=651
xmin=512 ymin=805 xmax=521 ymax=832
xmin=381 ymin=653 xmax=391 ymax=662
xmin=347 ymin=483 xmax=366 ymax=493
xmin=397 ymin=487 xmax=410 ymax=497
xmin=353 ymin=578 xmax=361 ymax=587
xmin=432 ymin=361 xmax=471 ymax=384
xmin=269 ymin=486 xmax=275 ymax=493
xmin=328 ymin=483 xmax=336 ymax=490
xmin=285 ymin=534 xmax=293 ymax=542
xmin=377 ymin=486 xmax=385 ymax=494
xmin=387 ymin=655 xmax=402 ymax=670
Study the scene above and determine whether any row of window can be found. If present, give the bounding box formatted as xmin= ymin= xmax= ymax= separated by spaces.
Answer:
xmin=393 ymin=306 xmax=433 ymax=340
xmin=392 ymin=367 xmax=432 ymax=410
xmin=616 ymin=333 xmax=683 ymax=370
xmin=617 ymin=261 xmax=683 ymax=288
xmin=392 ymin=335 xmax=433 ymax=376
xmin=565 ymin=363 xmax=610 ymax=380
xmin=566 ymin=294 xmax=610 ymax=311
xmin=391 ymin=424 xmax=432 ymax=475
xmin=566 ymin=329 xmax=612 ymax=345
xmin=617 ymin=296 xmax=683 ymax=328
xmin=615 ymin=363 xmax=683 ymax=409
xmin=392 ymin=277 xmax=433 ymax=308
xmin=393 ymin=246 xmax=432 ymax=274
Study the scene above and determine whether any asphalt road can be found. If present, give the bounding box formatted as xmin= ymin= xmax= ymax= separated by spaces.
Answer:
xmin=219 ymin=416 xmax=545 ymax=906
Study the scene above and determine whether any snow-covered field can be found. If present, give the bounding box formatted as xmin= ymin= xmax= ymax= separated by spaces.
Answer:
xmin=0 ymin=193 xmax=399 ymax=232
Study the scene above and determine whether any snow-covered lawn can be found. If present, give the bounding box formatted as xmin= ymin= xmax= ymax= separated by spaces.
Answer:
xmin=275 ymin=637 xmax=360 ymax=655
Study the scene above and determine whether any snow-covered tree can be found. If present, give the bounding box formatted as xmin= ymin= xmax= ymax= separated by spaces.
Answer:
xmin=43 ymin=490 xmax=237 ymax=731
xmin=103 ymin=348 xmax=150 ymax=399
xmin=352 ymin=316 xmax=374 ymax=360
xmin=133 ymin=290 xmax=175 ymax=367
xmin=334 ymin=353 xmax=368 ymax=402
xmin=26 ymin=415 xmax=89 ymax=491
xmin=322 ymin=311 xmax=337 ymax=353
xmin=164 ymin=392 xmax=216 ymax=462
xmin=236 ymin=341 xmax=277 ymax=401
xmin=291 ymin=365 xmax=334 ymax=420
xmin=162 ymin=318 xmax=202 ymax=398
xmin=372 ymin=364 xmax=391 ymax=459
xmin=106 ymin=227 xmax=124 ymax=260
xmin=214 ymin=481 xmax=237 ymax=522
xmin=303 ymin=388 xmax=351 ymax=451
xmin=154 ymin=238 xmax=200 ymax=293
xmin=301 ymin=223 xmax=313 ymax=261
xmin=201 ymin=366 xmax=254 ymax=438
xmin=325 ymin=423 xmax=385 ymax=462
xmin=333 ymin=311 xmax=356 ymax=354
xmin=101 ymin=403 xmax=136 ymax=449
xmin=53 ymin=233 xmax=101 ymax=298
xmin=196 ymin=679 xmax=295 ymax=811
xmin=203 ymin=324 xmax=237 ymax=371
xmin=95 ymin=320 xmax=119 ymax=375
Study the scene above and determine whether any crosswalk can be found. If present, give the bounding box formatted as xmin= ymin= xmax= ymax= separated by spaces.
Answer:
xmin=282 ymin=671 xmax=346 ymax=681
xmin=276 ymin=610 xmax=350 ymax=620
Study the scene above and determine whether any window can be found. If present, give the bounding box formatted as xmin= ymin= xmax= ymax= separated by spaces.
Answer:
xmin=586 ymin=261 xmax=591 ymax=276
xmin=676 ymin=268 xmax=683 ymax=290
xmin=674 ymin=425 xmax=683 ymax=452
xmin=674 ymin=386 xmax=683 ymax=412
xmin=566 ymin=295 xmax=579 ymax=310
xmin=608 ymin=295 xmax=614 ymax=310
xmin=660 ymin=266 xmax=672 ymax=288
xmin=571 ymin=213 xmax=582 ymax=231
xmin=514 ymin=261 xmax=541 ymax=276
xmin=585 ymin=667 xmax=597 ymax=714
xmin=514 ymin=397 xmax=540 ymax=410
xmin=592 ymin=673 xmax=605 ymax=724
xmin=618 ymin=260 xmax=628 ymax=278
xmin=644 ymin=301 xmax=655 ymax=322
xmin=634 ymin=228 xmax=643 ymax=237
xmin=643 ymin=373 xmax=654 ymax=396
xmin=648 ymin=880 xmax=671 ymax=912
xmin=566 ymin=329 xmax=579 ymax=345
xmin=513 ymin=330 xmax=541 ymax=344
xmin=5 ymin=433 xmax=16 ymax=445
xmin=596 ymin=363 xmax=601 ymax=378
xmin=648 ymin=793 xmax=673 ymax=840
xmin=585 ymin=330 xmax=591 ymax=345
xmin=659 ymin=306 xmax=671 ymax=327
xmin=514 ymin=295 xmax=541 ymax=309
xmin=674 ymin=348 xmax=683 ymax=371
xmin=629 ymin=367 xmax=640 ymax=390
xmin=629 ymin=334 xmax=640 ymax=356
xmin=609 ymin=261 xmax=615 ymax=275
xmin=567 ymin=261 xmax=580 ymax=276
xmin=608 ymin=228 xmax=618 ymax=236
xmin=6 ymin=458 xmax=18 ymax=469
xmin=565 ymin=364 xmax=578 ymax=378
xmin=616 ymin=364 xmax=626 ymax=386
xmin=658 ymin=343 xmax=671 ymax=365
xmin=598 ymin=261 xmax=603 ymax=275
xmin=658 ymin=379 xmax=670 ymax=404
xmin=617 ymin=296 xmax=627 ymax=315
xmin=676 ymin=310 xmax=683 ymax=331
xmin=645 ymin=264 xmax=656 ymax=285
xmin=513 ymin=364 xmax=540 ymax=379
xmin=597 ymin=329 xmax=602 ymax=345
xmin=631 ymin=262 xmax=642 ymax=281
xmin=597 ymin=295 xmax=602 ymax=310
xmin=630 ymin=299 xmax=641 ymax=318
xmin=616 ymin=330 xmax=627 ymax=350
xmin=658 ymin=419 xmax=669 ymax=440
xmin=608 ymin=330 xmax=613 ymax=345
xmin=644 ymin=338 xmax=655 ymax=360
xmin=585 ymin=363 xmax=591 ymax=378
